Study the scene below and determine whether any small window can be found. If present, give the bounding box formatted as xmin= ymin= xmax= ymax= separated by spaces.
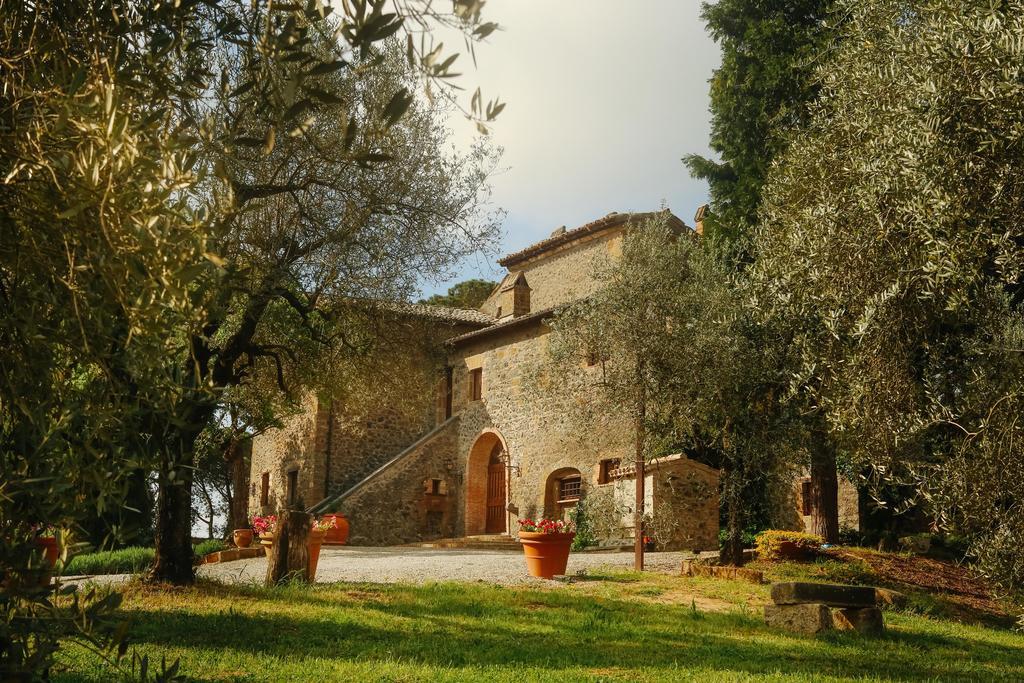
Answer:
xmin=598 ymin=458 xmax=621 ymax=484
xmin=496 ymin=306 xmax=503 ymax=318
xmin=801 ymin=480 xmax=812 ymax=516
xmin=585 ymin=348 xmax=609 ymax=366
xmin=260 ymin=472 xmax=270 ymax=506
xmin=287 ymin=469 xmax=298 ymax=506
xmin=469 ymin=367 xmax=483 ymax=401
xmin=558 ymin=475 xmax=582 ymax=502
xmin=430 ymin=478 xmax=442 ymax=495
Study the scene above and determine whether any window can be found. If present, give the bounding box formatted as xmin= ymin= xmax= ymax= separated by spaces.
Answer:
xmin=287 ymin=469 xmax=298 ymax=506
xmin=469 ymin=367 xmax=483 ymax=401
xmin=496 ymin=305 xmax=503 ymax=318
xmin=260 ymin=472 xmax=270 ymax=506
xmin=558 ymin=475 xmax=582 ymax=502
xmin=801 ymin=480 xmax=812 ymax=516
xmin=585 ymin=347 xmax=609 ymax=366
xmin=430 ymin=478 xmax=442 ymax=495
xmin=598 ymin=458 xmax=621 ymax=484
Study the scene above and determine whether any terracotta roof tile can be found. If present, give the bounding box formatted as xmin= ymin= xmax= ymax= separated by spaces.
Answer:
xmin=498 ymin=210 xmax=688 ymax=268
xmin=446 ymin=306 xmax=560 ymax=346
xmin=379 ymin=302 xmax=493 ymax=326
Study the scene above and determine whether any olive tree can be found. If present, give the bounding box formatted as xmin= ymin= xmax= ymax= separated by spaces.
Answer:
xmin=545 ymin=215 xmax=800 ymax=567
xmin=2 ymin=0 xmax=504 ymax=674
xmin=752 ymin=0 xmax=1024 ymax=605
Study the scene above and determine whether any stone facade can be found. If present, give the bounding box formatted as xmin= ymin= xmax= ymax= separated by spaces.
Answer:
xmin=793 ymin=474 xmax=861 ymax=534
xmin=249 ymin=210 xmax=722 ymax=548
xmin=249 ymin=394 xmax=326 ymax=516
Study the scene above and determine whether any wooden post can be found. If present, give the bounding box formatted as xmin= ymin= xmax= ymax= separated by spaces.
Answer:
xmin=634 ymin=358 xmax=646 ymax=572
xmin=265 ymin=508 xmax=311 ymax=586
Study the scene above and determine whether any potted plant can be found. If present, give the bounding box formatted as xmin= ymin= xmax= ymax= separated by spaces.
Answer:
xmin=233 ymin=521 xmax=254 ymax=549
xmin=34 ymin=526 xmax=59 ymax=569
xmin=252 ymin=514 xmax=277 ymax=556
xmin=517 ymin=518 xmax=575 ymax=579
xmin=320 ymin=513 xmax=350 ymax=545
xmin=308 ymin=516 xmax=337 ymax=577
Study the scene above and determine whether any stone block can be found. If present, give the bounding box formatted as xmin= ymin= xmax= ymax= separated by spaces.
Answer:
xmin=771 ymin=582 xmax=877 ymax=608
xmin=833 ymin=607 xmax=884 ymax=635
xmin=764 ymin=603 xmax=834 ymax=635
xmin=681 ymin=560 xmax=765 ymax=584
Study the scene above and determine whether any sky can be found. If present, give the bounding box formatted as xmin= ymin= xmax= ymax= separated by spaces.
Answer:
xmin=422 ymin=0 xmax=721 ymax=296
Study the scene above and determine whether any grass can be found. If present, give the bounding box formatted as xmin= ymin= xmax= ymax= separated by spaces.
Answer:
xmin=64 ymin=547 xmax=155 ymax=576
xmin=53 ymin=565 xmax=1024 ymax=682
xmin=64 ymin=541 xmax=228 ymax=576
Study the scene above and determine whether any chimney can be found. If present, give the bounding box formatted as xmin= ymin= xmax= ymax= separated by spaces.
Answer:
xmin=497 ymin=272 xmax=530 ymax=320
xmin=694 ymin=204 xmax=708 ymax=236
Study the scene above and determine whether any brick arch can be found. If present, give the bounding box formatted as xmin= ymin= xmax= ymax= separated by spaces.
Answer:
xmin=465 ymin=429 xmax=509 ymax=536
xmin=544 ymin=466 xmax=583 ymax=519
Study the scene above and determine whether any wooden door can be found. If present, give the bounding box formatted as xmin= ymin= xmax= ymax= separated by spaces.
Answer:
xmin=485 ymin=461 xmax=506 ymax=533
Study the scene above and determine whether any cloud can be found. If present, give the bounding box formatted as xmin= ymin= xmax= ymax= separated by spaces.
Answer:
xmin=425 ymin=0 xmax=719 ymax=292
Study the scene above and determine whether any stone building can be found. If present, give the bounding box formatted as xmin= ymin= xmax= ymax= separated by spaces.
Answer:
xmin=249 ymin=209 xmax=722 ymax=550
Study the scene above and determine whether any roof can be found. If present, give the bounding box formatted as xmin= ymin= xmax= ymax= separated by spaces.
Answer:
xmin=499 ymin=271 xmax=529 ymax=291
xmin=376 ymin=302 xmax=493 ymax=326
xmin=446 ymin=306 xmax=559 ymax=346
xmin=498 ymin=210 xmax=689 ymax=268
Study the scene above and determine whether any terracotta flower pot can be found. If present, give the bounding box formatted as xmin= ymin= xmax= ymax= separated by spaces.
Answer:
xmin=308 ymin=529 xmax=325 ymax=579
xmin=34 ymin=536 xmax=59 ymax=587
xmin=36 ymin=537 xmax=59 ymax=568
xmin=233 ymin=528 xmax=254 ymax=548
xmin=321 ymin=514 xmax=350 ymax=545
xmin=259 ymin=532 xmax=275 ymax=557
xmin=519 ymin=531 xmax=575 ymax=579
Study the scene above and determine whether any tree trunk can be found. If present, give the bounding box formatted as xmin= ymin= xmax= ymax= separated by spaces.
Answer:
xmin=720 ymin=466 xmax=745 ymax=566
xmin=266 ymin=508 xmax=311 ymax=585
xmin=227 ymin=438 xmax=252 ymax=533
xmin=810 ymin=435 xmax=839 ymax=544
xmin=633 ymin=361 xmax=646 ymax=572
xmin=151 ymin=452 xmax=197 ymax=584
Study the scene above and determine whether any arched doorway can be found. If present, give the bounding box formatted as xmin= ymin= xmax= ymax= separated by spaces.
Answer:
xmin=466 ymin=430 xmax=508 ymax=535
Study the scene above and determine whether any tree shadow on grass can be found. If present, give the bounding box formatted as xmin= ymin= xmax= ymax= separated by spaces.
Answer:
xmin=114 ymin=583 xmax=1024 ymax=682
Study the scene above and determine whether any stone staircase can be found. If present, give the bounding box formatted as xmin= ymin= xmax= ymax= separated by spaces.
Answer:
xmin=405 ymin=534 xmax=522 ymax=551
xmin=307 ymin=415 xmax=458 ymax=515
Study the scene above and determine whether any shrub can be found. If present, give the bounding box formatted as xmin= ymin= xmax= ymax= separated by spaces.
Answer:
xmin=193 ymin=539 xmax=227 ymax=558
xmin=65 ymin=547 xmax=155 ymax=575
xmin=570 ymin=499 xmax=597 ymax=551
xmin=755 ymin=530 xmax=823 ymax=561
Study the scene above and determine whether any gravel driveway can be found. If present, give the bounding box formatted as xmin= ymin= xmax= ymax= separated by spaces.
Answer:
xmin=198 ymin=546 xmax=690 ymax=585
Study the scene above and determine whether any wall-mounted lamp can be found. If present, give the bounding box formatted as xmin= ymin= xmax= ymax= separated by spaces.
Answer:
xmin=499 ymin=449 xmax=521 ymax=478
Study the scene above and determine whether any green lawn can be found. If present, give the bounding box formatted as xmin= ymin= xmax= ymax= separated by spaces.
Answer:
xmin=54 ymin=566 xmax=1023 ymax=682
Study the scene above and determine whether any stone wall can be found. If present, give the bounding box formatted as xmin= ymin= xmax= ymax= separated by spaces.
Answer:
xmin=480 ymin=228 xmax=625 ymax=316
xmin=333 ymin=418 xmax=461 ymax=545
xmin=793 ymin=474 xmax=862 ymax=533
xmin=248 ymin=315 xmax=471 ymax=515
xmin=445 ymin=321 xmax=720 ymax=546
xmin=324 ymin=401 xmax=433 ymax=498
xmin=248 ymin=394 xmax=326 ymax=516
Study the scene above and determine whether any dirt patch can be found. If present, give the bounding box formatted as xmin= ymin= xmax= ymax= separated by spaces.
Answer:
xmin=828 ymin=548 xmax=1014 ymax=625
xmin=653 ymin=589 xmax=737 ymax=612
